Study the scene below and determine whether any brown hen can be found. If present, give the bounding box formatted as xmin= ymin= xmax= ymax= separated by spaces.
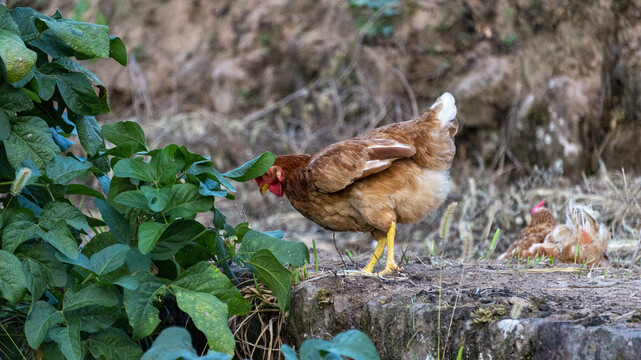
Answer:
xmin=499 ymin=201 xmax=610 ymax=266
xmin=498 ymin=199 xmax=557 ymax=261
xmin=528 ymin=203 xmax=609 ymax=266
xmin=253 ymin=93 xmax=458 ymax=275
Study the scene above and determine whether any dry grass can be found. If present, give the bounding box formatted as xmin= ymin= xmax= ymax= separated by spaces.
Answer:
xmin=229 ymin=280 xmax=286 ymax=360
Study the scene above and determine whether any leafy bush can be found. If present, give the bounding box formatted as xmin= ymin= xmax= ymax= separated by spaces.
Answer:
xmin=0 ymin=4 xmax=308 ymax=359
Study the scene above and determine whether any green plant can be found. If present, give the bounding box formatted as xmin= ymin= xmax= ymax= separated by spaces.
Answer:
xmin=0 ymin=5 xmax=308 ymax=359
xmin=281 ymin=329 xmax=380 ymax=360
xmin=347 ymin=0 xmax=399 ymax=38
xmin=141 ymin=327 xmax=230 ymax=360
xmin=481 ymin=229 xmax=501 ymax=260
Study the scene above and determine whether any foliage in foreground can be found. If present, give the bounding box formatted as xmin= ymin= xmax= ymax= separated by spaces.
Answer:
xmin=0 ymin=5 xmax=308 ymax=359
xmin=281 ymin=329 xmax=380 ymax=360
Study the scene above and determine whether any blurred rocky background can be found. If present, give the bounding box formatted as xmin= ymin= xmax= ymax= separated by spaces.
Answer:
xmin=9 ymin=0 xmax=641 ymax=261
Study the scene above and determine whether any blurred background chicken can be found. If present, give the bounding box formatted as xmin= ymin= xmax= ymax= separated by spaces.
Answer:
xmin=499 ymin=200 xmax=610 ymax=266
xmin=497 ymin=199 xmax=556 ymax=261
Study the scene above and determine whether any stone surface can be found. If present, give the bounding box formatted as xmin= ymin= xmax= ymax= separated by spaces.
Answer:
xmin=286 ymin=262 xmax=641 ymax=359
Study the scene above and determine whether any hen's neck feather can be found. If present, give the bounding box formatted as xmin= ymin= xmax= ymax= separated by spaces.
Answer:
xmin=530 ymin=209 xmax=556 ymax=227
xmin=274 ymin=155 xmax=311 ymax=200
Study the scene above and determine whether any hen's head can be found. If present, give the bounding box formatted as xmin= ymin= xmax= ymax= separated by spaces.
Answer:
xmin=531 ymin=199 xmax=546 ymax=215
xmin=252 ymin=165 xmax=285 ymax=197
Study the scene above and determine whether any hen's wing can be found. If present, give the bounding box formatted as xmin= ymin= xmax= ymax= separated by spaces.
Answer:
xmin=356 ymin=93 xmax=459 ymax=171
xmin=306 ymin=138 xmax=416 ymax=193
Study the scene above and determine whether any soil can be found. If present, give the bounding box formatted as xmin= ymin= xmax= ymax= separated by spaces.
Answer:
xmin=25 ymin=0 xmax=641 ymax=176
xmin=287 ymin=257 xmax=641 ymax=359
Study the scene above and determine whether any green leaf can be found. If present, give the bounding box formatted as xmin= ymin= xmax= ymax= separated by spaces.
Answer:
xmin=123 ymin=271 xmax=165 ymax=340
xmin=175 ymin=289 xmax=235 ymax=355
xmin=0 ymin=111 xmax=10 ymax=141
xmin=53 ymin=56 xmax=103 ymax=85
xmin=24 ymin=300 xmax=64 ymax=348
xmin=82 ymin=231 xmax=119 ymax=257
xmin=0 ymin=5 xmax=19 ymax=34
xmin=95 ymin=199 xmax=130 ymax=244
xmin=40 ymin=342 xmax=65 ymax=360
xmin=102 ymin=121 xmax=146 ymax=150
xmin=113 ymin=157 xmax=154 ymax=182
xmin=323 ymin=329 xmax=380 ymax=360
xmin=174 ymin=242 xmax=212 ymax=268
xmin=39 ymin=201 xmax=90 ymax=232
xmin=55 ymin=251 xmax=91 ymax=271
xmin=141 ymin=185 xmax=171 ymax=212
xmin=87 ymin=328 xmax=142 ymax=360
xmin=4 ymin=116 xmax=57 ymax=171
xmin=66 ymin=183 xmax=105 ymax=201
xmin=55 ymin=71 xmax=102 ymax=115
xmin=114 ymin=275 xmax=140 ymax=290
xmin=48 ymin=319 xmax=83 ymax=360
xmin=238 ymin=230 xmax=309 ymax=267
xmin=41 ymin=220 xmax=79 ymax=260
xmin=109 ymin=36 xmax=127 ymax=66
xmin=125 ymin=248 xmax=151 ymax=273
xmin=138 ymin=222 xmax=169 ymax=255
xmin=22 ymin=256 xmax=48 ymax=300
xmin=0 ymin=82 xmax=33 ymax=112
xmin=63 ymin=283 xmax=119 ymax=312
xmin=199 ymin=178 xmax=228 ymax=197
xmin=69 ymin=113 xmax=104 ymax=156
xmin=281 ymin=345 xmax=299 ymax=360
xmin=1 ymin=208 xmax=39 ymax=253
xmin=165 ymin=183 xmax=215 ymax=218
xmin=17 ymin=242 xmax=67 ymax=288
xmin=65 ymin=305 xmax=121 ymax=333
xmin=171 ymin=261 xmax=251 ymax=316
xmin=149 ymin=144 xmax=185 ymax=184
xmin=34 ymin=17 xmax=110 ymax=59
xmin=90 ymin=244 xmax=130 ymax=276
xmin=223 ymin=152 xmax=275 ymax=182
xmin=141 ymin=327 xmax=232 ymax=360
xmin=113 ymin=189 xmax=149 ymax=209
xmin=247 ymin=249 xmax=292 ymax=311
xmin=103 ymin=141 xmax=143 ymax=158
xmin=187 ymin=161 xmax=235 ymax=192
xmin=46 ymin=155 xmax=92 ymax=185
xmin=178 ymin=145 xmax=208 ymax=170
xmin=0 ymin=29 xmax=37 ymax=83
xmin=0 ymin=249 xmax=28 ymax=303
xmin=151 ymin=220 xmax=204 ymax=261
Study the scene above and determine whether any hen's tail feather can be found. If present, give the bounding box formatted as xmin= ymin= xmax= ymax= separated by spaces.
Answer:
xmin=415 ymin=92 xmax=458 ymax=170
xmin=430 ymin=92 xmax=457 ymax=126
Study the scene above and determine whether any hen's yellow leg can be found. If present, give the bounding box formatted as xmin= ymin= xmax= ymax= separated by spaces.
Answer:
xmin=362 ymin=238 xmax=387 ymax=273
xmin=379 ymin=221 xmax=400 ymax=276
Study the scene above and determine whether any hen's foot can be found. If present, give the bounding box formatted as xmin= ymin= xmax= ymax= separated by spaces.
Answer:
xmin=377 ymin=262 xmax=402 ymax=276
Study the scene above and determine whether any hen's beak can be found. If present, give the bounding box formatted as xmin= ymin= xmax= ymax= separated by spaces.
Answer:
xmin=260 ymin=184 xmax=269 ymax=195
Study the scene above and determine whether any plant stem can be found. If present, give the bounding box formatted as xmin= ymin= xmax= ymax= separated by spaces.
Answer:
xmin=0 ymin=322 xmax=27 ymax=360
xmin=81 ymin=273 xmax=95 ymax=285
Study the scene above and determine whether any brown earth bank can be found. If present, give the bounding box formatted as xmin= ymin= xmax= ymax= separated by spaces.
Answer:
xmin=21 ymin=0 xmax=641 ymax=177
xmin=287 ymin=260 xmax=641 ymax=360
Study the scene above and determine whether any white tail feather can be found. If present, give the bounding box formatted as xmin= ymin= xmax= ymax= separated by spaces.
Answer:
xmin=430 ymin=92 xmax=457 ymax=126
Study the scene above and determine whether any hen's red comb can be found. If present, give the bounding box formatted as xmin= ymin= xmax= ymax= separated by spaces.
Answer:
xmin=531 ymin=199 xmax=546 ymax=215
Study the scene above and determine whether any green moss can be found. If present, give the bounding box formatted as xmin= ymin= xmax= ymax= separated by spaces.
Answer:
xmin=313 ymin=289 xmax=334 ymax=309
xmin=471 ymin=305 xmax=506 ymax=324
